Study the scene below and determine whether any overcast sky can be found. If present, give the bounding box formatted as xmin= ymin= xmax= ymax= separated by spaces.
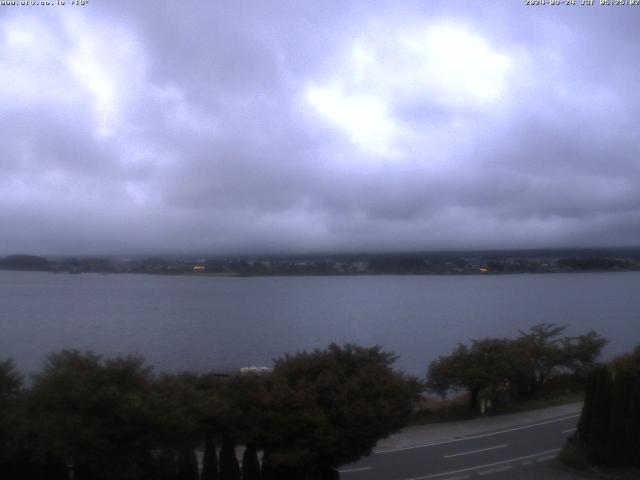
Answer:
xmin=1 ymin=1 xmax=639 ymax=256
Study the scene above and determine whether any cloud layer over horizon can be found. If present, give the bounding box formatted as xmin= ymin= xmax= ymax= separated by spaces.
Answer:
xmin=2 ymin=1 xmax=639 ymax=255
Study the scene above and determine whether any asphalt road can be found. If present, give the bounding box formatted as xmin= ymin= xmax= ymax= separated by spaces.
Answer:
xmin=339 ymin=413 xmax=580 ymax=480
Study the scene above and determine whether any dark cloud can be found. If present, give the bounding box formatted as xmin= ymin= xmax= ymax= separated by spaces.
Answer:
xmin=1 ymin=1 xmax=639 ymax=255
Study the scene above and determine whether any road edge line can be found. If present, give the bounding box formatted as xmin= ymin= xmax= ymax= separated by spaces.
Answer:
xmin=403 ymin=448 xmax=561 ymax=480
xmin=376 ymin=414 xmax=579 ymax=454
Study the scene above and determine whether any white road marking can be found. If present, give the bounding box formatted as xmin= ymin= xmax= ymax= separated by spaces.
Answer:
xmin=521 ymin=460 xmax=533 ymax=465
xmin=376 ymin=414 xmax=579 ymax=454
xmin=536 ymin=455 xmax=556 ymax=462
xmin=443 ymin=444 xmax=508 ymax=458
xmin=440 ymin=475 xmax=470 ymax=480
xmin=401 ymin=448 xmax=561 ymax=480
xmin=338 ymin=466 xmax=372 ymax=473
xmin=478 ymin=465 xmax=513 ymax=476
xmin=561 ymin=428 xmax=576 ymax=434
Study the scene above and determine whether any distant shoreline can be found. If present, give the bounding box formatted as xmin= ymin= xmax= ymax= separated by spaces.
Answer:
xmin=3 ymin=250 xmax=640 ymax=277
xmin=2 ymin=267 xmax=640 ymax=278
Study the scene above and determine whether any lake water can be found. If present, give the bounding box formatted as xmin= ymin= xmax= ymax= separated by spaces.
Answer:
xmin=1 ymin=270 xmax=639 ymax=377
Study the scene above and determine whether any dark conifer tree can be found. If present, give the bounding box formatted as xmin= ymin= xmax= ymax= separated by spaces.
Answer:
xmin=43 ymin=458 xmax=70 ymax=480
xmin=0 ymin=359 xmax=24 ymax=480
xmin=151 ymin=449 xmax=178 ymax=480
xmin=610 ymin=348 xmax=640 ymax=467
xmin=177 ymin=448 xmax=199 ymax=480
xmin=628 ymin=370 xmax=640 ymax=468
xmin=577 ymin=365 xmax=613 ymax=464
xmin=13 ymin=454 xmax=69 ymax=480
xmin=260 ymin=450 xmax=274 ymax=480
xmin=241 ymin=444 xmax=261 ymax=480
xmin=74 ymin=461 xmax=96 ymax=480
xmin=201 ymin=432 xmax=219 ymax=480
xmin=219 ymin=433 xmax=240 ymax=480
xmin=610 ymin=367 xmax=632 ymax=465
xmin=565 ymin=346 xmax=640 ymax=468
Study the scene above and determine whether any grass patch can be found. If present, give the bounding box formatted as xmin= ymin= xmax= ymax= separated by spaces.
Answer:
xmin=409 ymin=391 xmax=584 ymax=426
xmin=410 ymin=393 xmax=476 ymax=424
xmin=491 ymin=391 xmax=584 ymax=415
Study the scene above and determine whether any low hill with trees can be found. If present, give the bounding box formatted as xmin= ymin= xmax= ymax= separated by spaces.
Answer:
xmin=0 ymin=255 xmax=50 ymax=271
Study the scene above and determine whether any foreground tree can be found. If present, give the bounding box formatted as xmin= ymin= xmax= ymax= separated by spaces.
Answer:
xmin=241 ymin=444 xmax=261 ymax=480
xmin=145 ymin=372 xmax=208 ymax=479
xmin=1 ymin=343 xmax=417 ymax=480
xmin=427 ymin=324 xmax=607 ymax=406
xmin=0 ymin=359 xmax=24 ymax=479
xmin=515 ymin=323 xmax=607 ymax=394
xmin=573 ymin=345 xmax=640 ymax=468
xmin=427 ymin=339 xmax=526 ymax=408
xmin=28 ymin=351 xmax=155 ymax=480
xmin=201 ymin=431 xmax=219 ymax=480
xmin=219 ymin=433 xmax=241 ymax=480
xmin=610 ymin=346 xmax=640 ymax=466
xmin=215 ymin=374 xmax=268 ymax=480
xmin=576 ymin=365 xmax=613 ymax=464
xmin=176 ymin=448 xmax=198 ymax=480
xmin=262 ymin=344 xmax=419 ymax=479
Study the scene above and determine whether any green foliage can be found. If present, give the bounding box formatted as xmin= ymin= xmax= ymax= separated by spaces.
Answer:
xmin=241 ymin=444 xmax=261 ymax=480
xmin=176 ymin=448 xmax=198 ymax=480
xmin=260 ymin=450 xmax=276 ymax=480
xmin=577 ymin=365 xmax=613 ymax=464
xmin=0 ymin=359 xmax=22 ymax=439
xmin=144 ymin=449 xmax=178 ymax=480
xmin=427 ymin=324 xmax=607 ymax=407
xmin=146 ymin=372 xmax=205 ymax=449
xmin=1 ymin=343 xmax=418 ymax=479
xmin=0 ymin=359 xmax=23 ymax=478
xmin=0 ymin=359 xmax=22 ymax=403
xmin=608 ymin=346 xmax=640 ymax=467
xmin=263 ymin=343 xmax=418 ymax=475
xmin=427 ymin=339 xmax=526 ymax=407
xmin=575 ymin=345 xmax=640 ymax=468
xmin=29 ymin=350 xmax=155 ymax=479
xmin=219 ymin=434 xmax=241 ymax=480
xmin=516 ymin=323 xmax=569 ymax=390
xmin=217 ymin=374 xmax=269 ymax=445
xmin=516 ymin=323 xmax=607 ymax=393
xmin=201 ymin=431 xmax=219 ymax=480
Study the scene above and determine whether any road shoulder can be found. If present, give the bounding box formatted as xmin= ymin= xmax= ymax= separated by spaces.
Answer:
xmin=375 ymin=402 xmax=583 ymax=452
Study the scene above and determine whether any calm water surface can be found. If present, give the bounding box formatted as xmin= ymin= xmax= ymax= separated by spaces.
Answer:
xmin=1 ymin=271 xmax=639 ymax=376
